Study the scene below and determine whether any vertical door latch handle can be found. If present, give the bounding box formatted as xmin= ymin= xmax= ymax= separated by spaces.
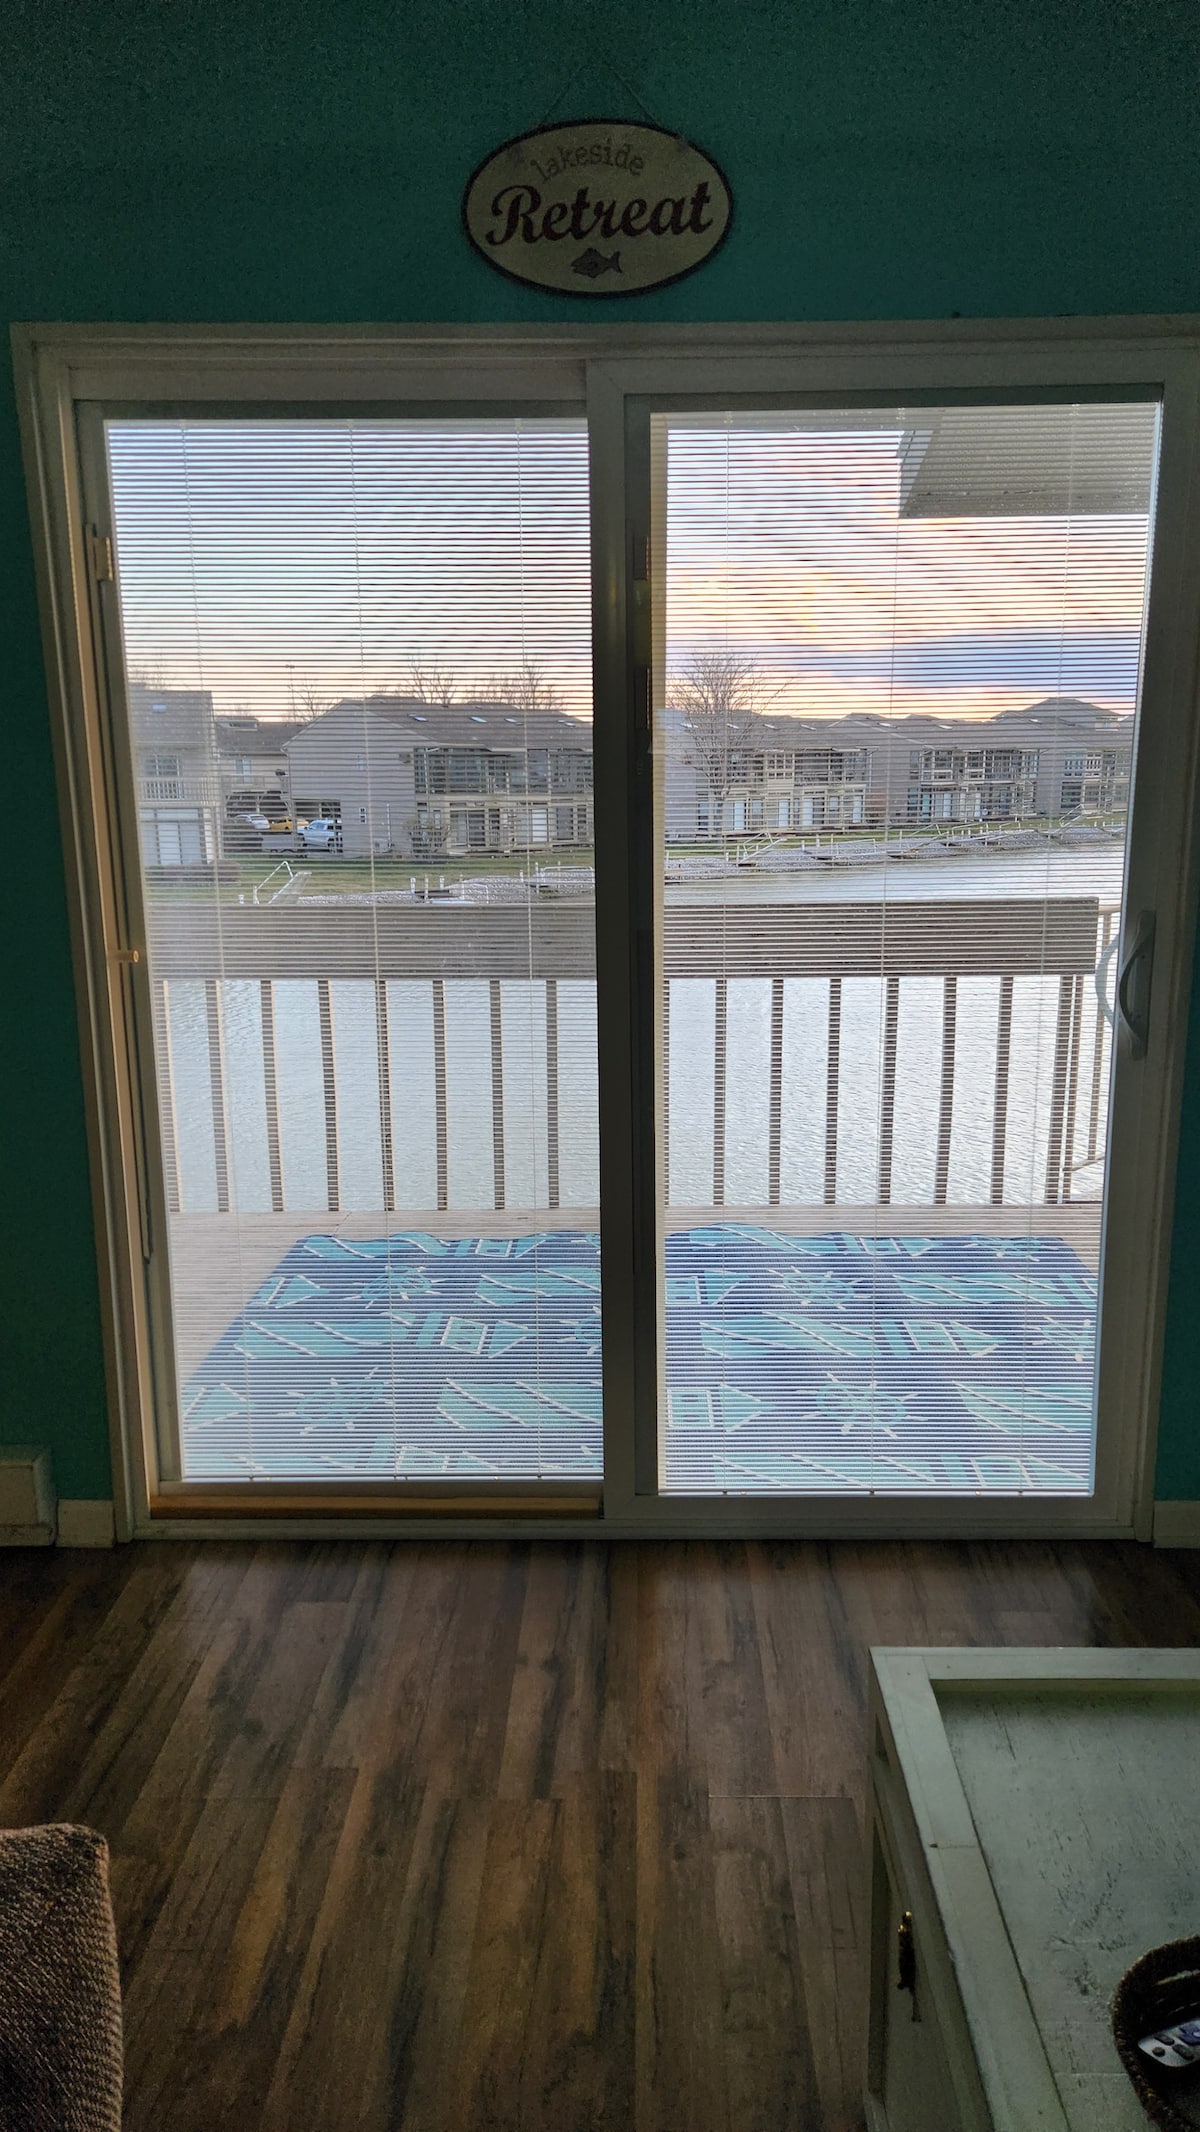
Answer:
xmin=1117 ymin=910 xmax=1155 ymax=1059
xmin=897 ymin=1908 xmax=919 ymax=2021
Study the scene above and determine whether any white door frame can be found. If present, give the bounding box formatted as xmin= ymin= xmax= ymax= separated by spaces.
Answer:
xmin=14 ymin=318 xmax=1200 ymax=1539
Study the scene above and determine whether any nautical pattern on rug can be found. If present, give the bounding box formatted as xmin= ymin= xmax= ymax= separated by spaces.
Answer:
xmin=182 ymin=1227 xmax=1096 ymax=1492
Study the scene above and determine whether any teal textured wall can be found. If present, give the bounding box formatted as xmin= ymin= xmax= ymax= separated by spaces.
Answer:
xmin=3 ymin=0 xmax=1199 ymax=1501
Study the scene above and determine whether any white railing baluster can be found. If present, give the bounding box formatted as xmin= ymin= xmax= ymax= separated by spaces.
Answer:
xmin=991 ymin=976 xmax=1014 ymax=1206
xmin=878 ymin=975 xmax=900 ymax=1206
xmin=154 ymin=977 xmax=182 ymax=1217
xmin=1061 ymin=973 xmax=1085 ymax=1205
xmin=259 ymin=978 xmax=284 ymax=1213
xmin=934 ymin=975 xmax=957 ymax=1206
xmin=545 ymin=978 xmax=561 ymax=1210
xmin=375 ymin=977 xmax=395 ymax=1215
xmin=490 ymin=978 xmax=506 ymax=1211
xmin=712 ymin=976 xmax=728 ymax=1208
xmin=1044 ymin=975 xmax=1075 ymax=1206
xmin=824 ymin=977 xmax=841 ymax=1205
xmin=204 ymin=978 xmax=230 ymax=1214
xmin=768 ymin=976 xmax=784 ymax=1207
xmin=317 ymin=977 xmax=339 ymax=1212
xmin=431 ymin=978 xmax=449 ymax=1212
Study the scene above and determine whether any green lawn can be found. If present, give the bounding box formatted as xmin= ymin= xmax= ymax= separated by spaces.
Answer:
xmin=147 ymin=849 xmax=597 ymax=905
xmin=144 ymin=818 xmax=1125 ymax=908
xmin=292 ymin=851 xmax=592 ymax=895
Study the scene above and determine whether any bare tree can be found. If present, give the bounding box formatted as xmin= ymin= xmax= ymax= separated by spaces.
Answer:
xmin=407 ymin=659 xmax=457 ymax=707
xmin=486 ymin=658 xmax=562 ymax=714
xmin=295 ymin=678 xmax=328 ymax=722
xmin=668 ymin=651 xmax=777 ymax=839
xmin=405 ymin=814 xmax=448 ymax=860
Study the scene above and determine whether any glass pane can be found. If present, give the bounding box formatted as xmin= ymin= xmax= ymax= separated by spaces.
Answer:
xmin=107 ymin=416 xmax=600 ymax=1484
xmin=652 ymin=401 xmax=1158 ymax=1497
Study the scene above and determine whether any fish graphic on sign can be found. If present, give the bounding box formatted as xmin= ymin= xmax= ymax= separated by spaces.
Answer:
xmin=572 ymin=247 xmax=623 ymax=279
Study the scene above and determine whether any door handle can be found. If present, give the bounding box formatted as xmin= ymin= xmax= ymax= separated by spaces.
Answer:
xmin=1117 ymin=909 xmax=1155 ymax=1059
xmin=1094 ymin=935 xmax=1119 ymax=1029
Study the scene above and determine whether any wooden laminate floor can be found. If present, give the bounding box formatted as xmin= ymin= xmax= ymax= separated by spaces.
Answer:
xmin=3 ymin=1537 xmax=1200 ymax=2130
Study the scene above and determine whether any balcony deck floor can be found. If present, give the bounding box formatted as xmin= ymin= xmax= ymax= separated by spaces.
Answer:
xmin=170 ymin=1205 xmax=1102 ymax=1496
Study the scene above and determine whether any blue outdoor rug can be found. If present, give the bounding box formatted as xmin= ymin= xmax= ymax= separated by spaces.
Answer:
xmin=182 ymin=1226 xmax=1096 ymax=1493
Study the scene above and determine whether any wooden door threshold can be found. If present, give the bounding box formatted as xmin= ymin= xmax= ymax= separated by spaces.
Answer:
xmin=148 ymin=1490 xmax=602 ymax=1520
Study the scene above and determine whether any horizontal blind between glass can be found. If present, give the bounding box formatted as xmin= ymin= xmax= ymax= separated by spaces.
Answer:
xmin=651 ymin=398 xmax=1157 ymax=1500
xmin=107 ymin=414 xmax=600 ymax=1487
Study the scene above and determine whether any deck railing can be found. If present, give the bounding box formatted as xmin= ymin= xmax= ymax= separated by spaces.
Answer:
xmin=138 ymin=775 xmax=220 ymax=805
xmin=147 ymin=898 xmax=1117 ymax=1219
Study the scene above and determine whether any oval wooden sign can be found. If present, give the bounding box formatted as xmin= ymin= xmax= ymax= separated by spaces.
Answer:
xmin=463 ymin=119 xmax=732 ymax=297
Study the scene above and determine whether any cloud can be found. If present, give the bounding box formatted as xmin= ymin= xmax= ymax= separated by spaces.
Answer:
xmin=774 ymin=627 xmax=1143 ymax=699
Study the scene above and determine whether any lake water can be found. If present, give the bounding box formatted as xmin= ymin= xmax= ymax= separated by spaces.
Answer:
xmin=668 ymin=844 xmax=1124 ymax=905
xmin=163 ymin=845 xmax=1124 ymax=1220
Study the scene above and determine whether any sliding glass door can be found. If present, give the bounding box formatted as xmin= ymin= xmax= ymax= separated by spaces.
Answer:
xmin=41 ymin=327 xmax=1199 ymax=1528
xmin=97 ymin=411 xmax=601 ymax=1492
xmin=635 ymin=397 xmax=1160 ymax=1505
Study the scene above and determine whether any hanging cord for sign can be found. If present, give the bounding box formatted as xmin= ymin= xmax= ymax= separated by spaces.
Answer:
xmin=528 ymin=57 xmax=685 ymax=142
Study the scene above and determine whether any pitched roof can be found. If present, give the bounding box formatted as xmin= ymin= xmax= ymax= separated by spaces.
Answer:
xmin=286 ymin=693 xmax=591 ymax=748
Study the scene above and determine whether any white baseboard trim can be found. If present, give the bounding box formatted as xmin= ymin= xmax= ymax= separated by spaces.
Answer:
xmin=0 ymin=1521 xmax=54 ymax=1547
xmin=57 ymin=1499 xmax=116 ymax=1548
xmin=0 ymin=1446 xmax=55 ymax=1546
xmin=1153 ymin=1501 xmax=1200 ymax=1547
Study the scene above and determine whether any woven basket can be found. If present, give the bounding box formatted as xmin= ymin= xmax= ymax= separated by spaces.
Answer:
xmin=1112 ymin=1939 xmax=1200 ymax=2130
xmin=0 ymin=1823 xmax=123 ymax=2132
